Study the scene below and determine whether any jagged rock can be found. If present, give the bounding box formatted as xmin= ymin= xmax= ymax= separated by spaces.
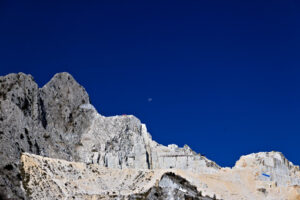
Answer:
xmin=0 ymin=72 xmax=218 ymax=199
xmin=129 ymin=173 xmax=214 ymax=200
xmin=0 ymin=72 xmax=91 ymax=199
xmin=0 ymin=73 xmax=48 ymax=199
xmin=74 ymin=111 xmax=219 ymax=173
xmin=0 ymin=72 xmax=299 ymax=199
xmin=38 ymin=72 xmax=91 ymax=161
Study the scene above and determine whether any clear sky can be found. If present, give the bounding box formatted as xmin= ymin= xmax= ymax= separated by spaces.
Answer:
xmin=0 ymin=1 xmax=299 ymax=167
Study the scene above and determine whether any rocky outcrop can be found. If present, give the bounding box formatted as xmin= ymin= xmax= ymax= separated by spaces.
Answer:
xmin=0 ymin=72 xmax=218 ymax=199
xmin=130 ymin=173 xmax=214 ymax=200
xmin=0 ymin=73 xmax=47 ymax=199
xmin=20 ymin=152 xmax=300 ymax=200
xmin=0 ymin=72 xmax=299 ymax=200
xmin=74 ymin=110 xmax=219 ymax=173
xmin=234 ymin=151 xmax=300 ymax=186
xmin=0 ymin=73 xmax=91 ymax=199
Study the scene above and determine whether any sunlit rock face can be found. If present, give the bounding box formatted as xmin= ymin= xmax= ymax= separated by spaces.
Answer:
xmin=74 ymin=111 xmax=219 ymax=173
xmin=234 ymin=151 xmax=300 ymax=186
xmin=0 ymin=72 xmax=299 ymax=200
xmin=20 ymin=153 xmax=300 ymax=200
xmin=0 ymin=72 xmax=218 ymax=199
xmin=20 ymin=153 xmax=218 ymax=200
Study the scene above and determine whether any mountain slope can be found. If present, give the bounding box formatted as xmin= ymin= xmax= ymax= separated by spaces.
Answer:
xmin=20 ymin=152 xmax=300 ymax=200
xmin=0 ymin=72 xmax=299 ymax=200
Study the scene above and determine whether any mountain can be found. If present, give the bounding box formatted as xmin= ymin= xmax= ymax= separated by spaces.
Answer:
xmin=0 ymin=72 xmax=299 ymax=200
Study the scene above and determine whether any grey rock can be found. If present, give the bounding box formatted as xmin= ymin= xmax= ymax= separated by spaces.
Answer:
xmin=129 ymin=173 xmax=216 ymax=200
xmin=39 ymin=72 xmax=91 ymax=161
xmin=0 ymin=72 xmax=91 ymax=199
xmin=0 ymin=72 xmax=218 ymax=199
xmin=1 ymin=72 xmax=299 ymax=200
xmin=0 ymin=73 xmax=47 ymax=199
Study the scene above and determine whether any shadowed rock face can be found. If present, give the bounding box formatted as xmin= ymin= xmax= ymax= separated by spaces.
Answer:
xmin=0 ymin=73 xmax=46 ymax=199
xmin=0 ymin=72 xmax=90 ymax=199
xmin=1 ymin=72 xmax=300 ymax=200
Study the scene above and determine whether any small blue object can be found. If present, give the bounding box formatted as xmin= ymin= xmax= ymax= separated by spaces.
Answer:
xmin=262 ymin=173 xmax=270 ymax=177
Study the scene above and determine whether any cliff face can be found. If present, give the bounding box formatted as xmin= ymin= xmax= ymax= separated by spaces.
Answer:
xmin=0 ymin=73 xmax=90 ymax=199
xmin=0 ymin=72 xmax=299 ymax=200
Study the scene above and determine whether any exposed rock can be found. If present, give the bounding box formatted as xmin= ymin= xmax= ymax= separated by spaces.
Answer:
xmin=234 ymin=151 xmax=300 ymax=186
xmin=20 ymin=153 xmax=217 ymax=199
xmin=0 ymin=72 xmax=218 ymax=199
xmin=0 ymin=72 xmax=91 ymax=199
xmin=0 ymin=72 xmax=299 ymax=199
xmin=74 ymin=112 xmax=219 ymax=173
xmin=0 ymin=73 xmax=48 ymax=199
xmin=129 ymin=173 xmax=215 ymax=200
xmin=21 ymin=152 xmax=300 ymax=200
xmin=38 ymin=72 xmax=91 ymax=161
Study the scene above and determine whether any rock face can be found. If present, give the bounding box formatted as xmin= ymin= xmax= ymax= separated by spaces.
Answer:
xmin=0 ymin=72 xmax=218 ymax=199
xmin=74 ymin=111 xmax=219 ymax=173
xmin=234 ymin=152 xmax=300 ymax=186
xmin=0 ymin=72 xmax=299 ymax=200
xmin=20 ymin=153 xmax=216 ymax=200
xmin=20 ymin=152 xmax=300 ymax=200
xmin=0 ymin=73 xmax=91 ymax=199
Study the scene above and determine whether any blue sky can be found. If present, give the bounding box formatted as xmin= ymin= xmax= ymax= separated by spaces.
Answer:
xmin=0 ymin=0 xmax=299 ymax=167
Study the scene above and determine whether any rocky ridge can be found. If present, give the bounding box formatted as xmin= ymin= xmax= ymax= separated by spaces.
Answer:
xmin=0 ymin=72 xmax=299 ymax=200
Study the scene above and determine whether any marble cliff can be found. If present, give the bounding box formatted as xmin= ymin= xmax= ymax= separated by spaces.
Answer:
xmin=0 ymin=72 xmax=299 ymax=200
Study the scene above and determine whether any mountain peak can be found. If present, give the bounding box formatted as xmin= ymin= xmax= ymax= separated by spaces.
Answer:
xmin=0 ymin=72 xmax=299 ymax=200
